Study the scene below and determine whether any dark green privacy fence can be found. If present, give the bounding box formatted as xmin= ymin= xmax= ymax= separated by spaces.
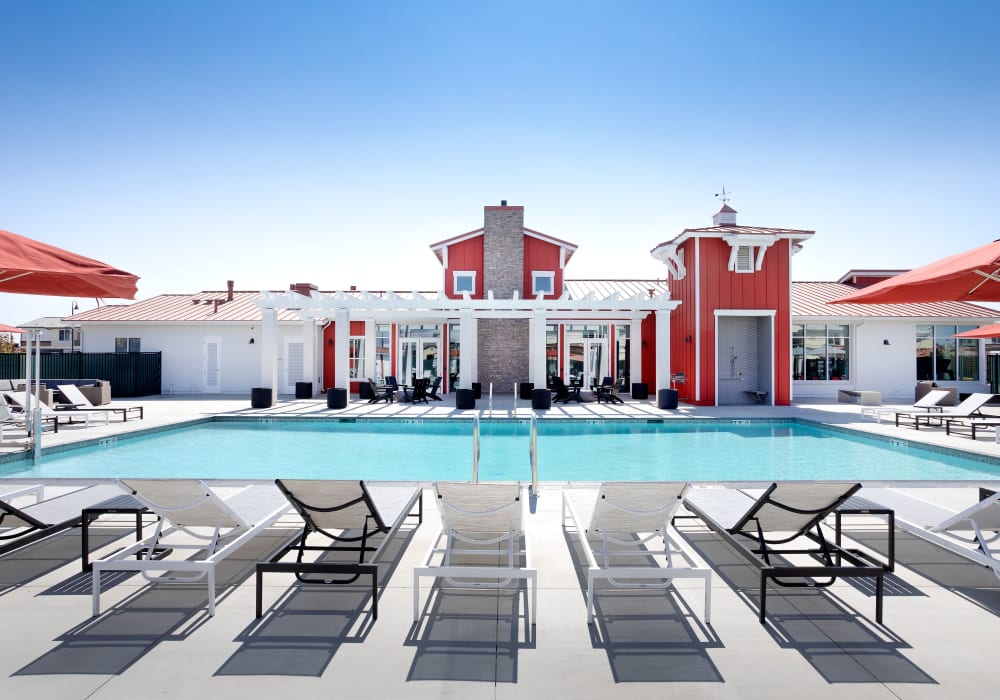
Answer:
xmin=0 ymin=352 xmax=161 ymax=397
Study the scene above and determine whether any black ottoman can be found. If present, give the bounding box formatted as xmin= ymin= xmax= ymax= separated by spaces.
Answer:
xmin=658 ymin=389 xmax=679 ymax=410
xmin=295 ymin=381 xmax=313 ymax=399
xmin=531 ymin=388 xmax=551 ymax=410
xmin=358 ymin=381 xmax=373 ymax=400
xmin=472 ymin=382 xmax=482 ymax=399
xmin=518 ymin=382 xmax=534 ymax=400
xmin=327 ymin=388 xmax=348 ymax=409
xmin=631 ymin=382 xmax=649 ymax=400
xmin=250 ymin=387 xmax=272 ymax=409
xmin=456 ymin=389 xmax=476 ymax=409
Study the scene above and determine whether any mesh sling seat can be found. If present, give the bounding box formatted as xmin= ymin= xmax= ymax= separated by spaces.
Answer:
xmin=91 ymin=479 xmax=290 ymax=617
xmin=56 ymin=383 xmax=144 ymax=421
xmin=561 ymin=482 xmax=711 ymax=623
xmin=414 ymin=482 xmax=536 ymax=627
xmin=895 ymin=392 xmax=994 ymax=430
xmin=1 ymin=483 xmax=137 ymax=557
xmin=256 ymin=479 xmax=423 ymax=621
xmin=684 ymin=482 xmax=890 ymax=624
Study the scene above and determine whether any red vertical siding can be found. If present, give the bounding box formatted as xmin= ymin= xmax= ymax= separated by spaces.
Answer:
xmin=667 ymin=239 xmax=699 ymax=402
xmin=523 ymin=236 xmax=562 ymax=299
xmin=323 ymin=320 xmax=369 ymax=392
xmin=444 ymin=236 xmax=484 ymax=299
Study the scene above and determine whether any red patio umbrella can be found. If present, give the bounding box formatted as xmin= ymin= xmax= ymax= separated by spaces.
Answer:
xmin=0 ymin=228 xmax=139 ymax=299
xmin=0 ymin=227 xmax=139 ymax=461
xmin=831 ymin=239 xmax=1000 ymax=304
xmin=953 ymin=323 xmax=1000 ymax=339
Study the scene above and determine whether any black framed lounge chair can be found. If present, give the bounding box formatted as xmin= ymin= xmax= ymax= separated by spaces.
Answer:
xmin=410 ymin=377 xmax=430 ymax=404
xmin=427 ymin=376 xmax=443 ymax=401
xmin=895 ymin=392 xmax=995 ymax=430
xmin=683 ymin=482 xmax=890 ymax=624
xmin=1 ymin=483 xmax=138 ymax=557
xmin=593 ymin=376 xmax=614 ymax=403
xmin=367 ymin=379 xmax=394 ymax=404
xmin=562 ymin=482 xmax=711 ymax=623
xmin=550 ymin=376 xmax=570 ymax=404
xmin=256 ymin=479 xmax=423 ymax=621
xmin=56 ymin=384 xmax=144 ymax=421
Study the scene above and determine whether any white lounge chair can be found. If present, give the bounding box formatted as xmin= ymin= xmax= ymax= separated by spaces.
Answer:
xmin=684 ymin=482 xmax=890 ymax=624
xmin=256 ymin=479 xmax=422 ymax=620
xmin=861 ymin=388 xmax=952 ymax=423
xmin=895 ymin=392 xmax=995 ymax=430
xmin=56 ymin=383 xmax=144 ymax=421
xmin=0 ymin=399 xmax=58 ymax=438
xmin=561 ymin=482 xmax=711 ymax=623
xmin=846 ymin=487 xmax=1000 ymax=579
xmin=413 ymin=482 xmax=536 ymax=626
xmin=3 ymin=390 xmax=109 ymax=429
xmin=92 ymin=479 xmax=290 ymax=616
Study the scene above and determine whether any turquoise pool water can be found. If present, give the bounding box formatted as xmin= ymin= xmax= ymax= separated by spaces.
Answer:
xmin=2 ymin=419 xmax=999 ymax=482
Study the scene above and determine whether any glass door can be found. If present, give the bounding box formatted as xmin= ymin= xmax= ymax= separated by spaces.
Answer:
xmin=400 ymin=339 xmax=439 ymax=387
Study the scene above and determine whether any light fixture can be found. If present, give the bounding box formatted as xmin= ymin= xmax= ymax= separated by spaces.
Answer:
xmin=883 ymin=339 xmax=891 ymax=345
xmin=248 ymin=337 xmax=254 ymax=344
xmin=684 ymin=335 xmax=692 ymax=343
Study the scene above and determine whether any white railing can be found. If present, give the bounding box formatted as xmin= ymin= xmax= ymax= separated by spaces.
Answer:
xmin=488 ymin=382 xmax=493 ymax=417
xmin=529 ymin=414 xmax=539 ymax=494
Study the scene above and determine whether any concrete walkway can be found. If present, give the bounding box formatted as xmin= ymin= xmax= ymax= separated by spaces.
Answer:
xmin=0 ymin=393 xmax=998 ymax=698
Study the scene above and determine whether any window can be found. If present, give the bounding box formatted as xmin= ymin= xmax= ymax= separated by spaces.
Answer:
xmin=349 ymin=337 xmax=365 ymax=379
xmin=115 ymin=337 xmax=141 ymax=353
xmin=916 ymin=325 xmax=979 ymax=381
xmin=453 ymin=271 xmax=475 ymax=295
xmin=58 ymin=329 xmax=72 ymax=341
xmin=792 ymin=324 xmax=849 ymax=381
xmin=532 ymin=271 xmax=555 ymax=296
xmin=546 ymin=324 xmax=559 ymax=382
xmin=375 ymin=324 xmax=391 ymax=383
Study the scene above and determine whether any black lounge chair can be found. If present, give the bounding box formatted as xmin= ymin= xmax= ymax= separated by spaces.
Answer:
xmin=550 ymin=376 xmax=570 ymax=403
xmin=410 ymin=377 xmax=430 ymax=404
xmin=684 ymin=482 xmax=891 ymax=624
xmin=1 ymin=483 xmax=139 ymax=557
xmin=367 ymin=379 xmax=393 ymax=404
xmin=257 ymin=479 xmax=423 ymax=621
xmin=593 ymin=376 xmax=614 ymax=403
xmin=427 ymin=376 xmax=443 ymax=400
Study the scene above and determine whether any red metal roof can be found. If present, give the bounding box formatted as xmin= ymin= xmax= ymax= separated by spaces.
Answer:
xmin=792 ymin=282 xmax=1000 ymax=319
xmin=651 ymin=224 xmax=816 ymax=253
xmin=564 ymin=279 xmax=669 ymax=298
xmin=67 ymin=291 xmax=304 ymax=323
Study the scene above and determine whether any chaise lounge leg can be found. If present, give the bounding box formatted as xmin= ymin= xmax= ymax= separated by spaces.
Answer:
xmin=759 ymin=572 xmax=767 ymax=624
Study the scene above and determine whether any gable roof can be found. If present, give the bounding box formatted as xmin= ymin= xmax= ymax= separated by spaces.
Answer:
xmin=429 ymin=226 xmax=578 ymax=265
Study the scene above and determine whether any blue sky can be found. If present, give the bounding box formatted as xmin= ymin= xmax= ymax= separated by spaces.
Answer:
xmin=2 ymin=0 xmax=998 ymax=324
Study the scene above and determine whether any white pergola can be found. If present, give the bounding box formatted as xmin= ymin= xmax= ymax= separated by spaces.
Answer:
xmin=254 ymin=289 xmax=679 ymax=399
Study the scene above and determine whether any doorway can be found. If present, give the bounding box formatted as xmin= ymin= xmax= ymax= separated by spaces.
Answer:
xmin=400 ymin=338 xmax=439 ymax=386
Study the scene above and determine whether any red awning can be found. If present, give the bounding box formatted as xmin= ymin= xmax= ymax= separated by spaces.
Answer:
xmin=0 ymin=228 xmax=139 ymax=299
xmin=953 ymin=323 xmax=1000 ymax=339
xmin=831 ymin=240 xmax=1000 ymax=304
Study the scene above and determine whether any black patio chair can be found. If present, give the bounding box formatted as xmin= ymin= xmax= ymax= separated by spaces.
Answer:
xmin=368 ymin=379 xmax=393 ymax=404
xmin=427 ymin=376 xmax=443 ymax=401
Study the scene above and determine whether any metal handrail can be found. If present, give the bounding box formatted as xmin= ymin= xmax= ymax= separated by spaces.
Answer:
xmin=472 ymin=415 xmax=480 ymax=483
xmin=529 ymin=414 xmax=539 ymax=494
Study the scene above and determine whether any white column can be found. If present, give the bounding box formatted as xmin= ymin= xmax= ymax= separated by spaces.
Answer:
xmin=260 ymin=308 xmax=278 ymax=403
xmin=460 ymin=310 xmax=477 ymax=387
xmin=629 ymin=317 xmax=643 ymax=386
xmin=655 ymin=310 xmax=671 ymax=394
xmin=334 ymin=309 xmax=350 ymax=389
xmin=302 ymin=317 xmax=316 ymax=390
xmin=529 ymin=311 xmax=548 ymax=387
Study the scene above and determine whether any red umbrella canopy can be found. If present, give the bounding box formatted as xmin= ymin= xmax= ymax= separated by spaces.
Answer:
xmin=832 ymin=240 xmax=1000 ymax=305
xmin=0 ymin=228 xmax=139 ymax=299
xmin=953 ymin=323 xmax=1000 ymax=339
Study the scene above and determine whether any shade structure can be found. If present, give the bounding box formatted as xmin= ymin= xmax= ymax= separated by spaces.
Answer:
xmin=831 ymin=240 xmax=1000 ymax=304
xmin=0 ymin=323 xmax=25 ymax=334
xmin=0 ymin=228 xmax=139 ymax=299
xmin=953 ymin=323 xmax=1000 ymax=339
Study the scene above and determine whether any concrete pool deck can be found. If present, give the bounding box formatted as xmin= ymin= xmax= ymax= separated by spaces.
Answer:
xmin=0 ymin=393 xmax=999 ymax=698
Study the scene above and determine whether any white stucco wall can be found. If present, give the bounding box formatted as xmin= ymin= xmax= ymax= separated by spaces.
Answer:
xmin=792 ymin=318 xmax=992 ymax=404
xmin=79 ymin=323 xmax=314 ymax=395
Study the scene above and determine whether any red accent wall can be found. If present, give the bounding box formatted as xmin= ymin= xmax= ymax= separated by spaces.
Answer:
xmin=323 ymin=320 xmax=367 ymax=392
xmin=523 ymin=236 xmax=562 ymax=299
xmin=641 ymin=314 xmax=656 ymax=389
xmin=667 ymin=237 xmax=793 ymax=406
xmin=444 ymin=236 xmax=484 ymax=299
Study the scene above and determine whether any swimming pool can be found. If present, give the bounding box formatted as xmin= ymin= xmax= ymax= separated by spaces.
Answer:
xmin=2 ymin=418 xmax=1000 ymax=482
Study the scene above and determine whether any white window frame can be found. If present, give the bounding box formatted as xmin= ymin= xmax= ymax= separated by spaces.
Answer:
xmin=532 ymin=271 xmax=555 ymax=296
xmin=453 ymin=270 xmax=476 ymax=295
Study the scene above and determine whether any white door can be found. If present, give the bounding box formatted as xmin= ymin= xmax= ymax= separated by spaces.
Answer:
xmin=284 ymin=337 xmax=304 ymax=393
xmin=203 ymin=336 xmax=221 ymax=393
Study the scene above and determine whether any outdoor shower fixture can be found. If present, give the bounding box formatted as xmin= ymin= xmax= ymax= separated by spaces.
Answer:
xmin=729 ymin=346 xmax=739 ymax=378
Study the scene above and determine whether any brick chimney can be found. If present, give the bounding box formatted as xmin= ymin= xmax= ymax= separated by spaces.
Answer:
xmin=290 ymin=282 xmax=318 ymax=297
xmin=226 ymin=280 xmax=234 ymax=301
xmin=482 ymin=201 xmax=525 ymax=298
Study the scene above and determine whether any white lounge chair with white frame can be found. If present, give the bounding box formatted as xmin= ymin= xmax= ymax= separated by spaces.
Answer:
xmin=862 ymin=388 xmax=952 ymax=423
xmin=3 ymin=390 xmax=109 ymax=429
xmin=91 ymin=479 xmax=290 ymax=616
xmin=414 ymin=482 xmax=536 ymax=626
xmin=562 ymin=481 xmax=711 ymax=623
xmin=847 ymin=486 xmax=1000 ymax=579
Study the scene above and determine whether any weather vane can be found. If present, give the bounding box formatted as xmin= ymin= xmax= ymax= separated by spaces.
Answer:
xmin=715 ymin=186 xmax=731 ymax=204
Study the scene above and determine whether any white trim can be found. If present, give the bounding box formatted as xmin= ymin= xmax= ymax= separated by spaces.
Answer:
xmin=453 ymin=270 xmax=476 ymax=296
xmin=532 ymin=271 xmax=555 ymax=296
xmin=714 ymin=309 xmax=777 ymax=317
xmin=694 ymin=238 xmax=701 ymax=403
